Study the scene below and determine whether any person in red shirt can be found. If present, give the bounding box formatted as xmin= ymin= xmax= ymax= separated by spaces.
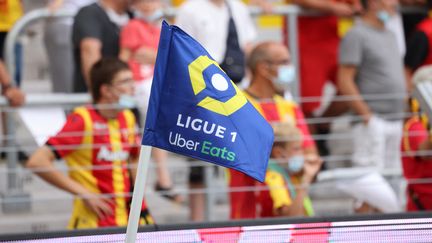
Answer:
xmin=26 ymin=58 xmax=153 ymax=228
xmin=119 ymin=0 xmax=162 ymax=84
xmin=402 ymin=65 xmax=432 ymax=211
xmin=289 ymin=0 xmax=362 ymax=116
xmin=228 ymin=41 xmax=321 ymax=219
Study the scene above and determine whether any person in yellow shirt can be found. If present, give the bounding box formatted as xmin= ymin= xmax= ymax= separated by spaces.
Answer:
xmin=0 ymin=0 xmax=23 ymax=59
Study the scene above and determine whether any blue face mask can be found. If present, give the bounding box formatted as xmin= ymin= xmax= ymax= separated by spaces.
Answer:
xmin=118 ymin=94 xmax=137 ymax=109
xmin=287 ymin=155 xmax=304 ymax=173
xmin=272 ymin=65 xmax=296 ymax=91
xmin=377 ymin=10 xmax=390 ymax=24
xmin=135 ymin=9 xmax=164 ymax=23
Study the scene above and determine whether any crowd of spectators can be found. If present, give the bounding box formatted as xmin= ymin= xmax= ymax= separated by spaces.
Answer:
xmin=2 ymin=0 xmax=432 ymax=230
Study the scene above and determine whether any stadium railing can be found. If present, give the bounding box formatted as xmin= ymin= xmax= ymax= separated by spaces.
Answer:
xmin=0 ymin=4 xmax=429 ymax=236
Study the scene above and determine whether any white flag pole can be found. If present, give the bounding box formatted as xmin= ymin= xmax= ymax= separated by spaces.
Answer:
xmin=125 ymin=145 xmax=152 ymax=243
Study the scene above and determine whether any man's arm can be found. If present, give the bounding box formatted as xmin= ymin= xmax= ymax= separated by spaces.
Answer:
xmin=80 ymin=38 xmax=102 ymax=87
xmin=26 ymin=146 xmax=90 ymax=195
xmin=26 ymin=146 xmax=113 ymax=219
xmin=337 ymin=65 xmax=371 ymax=123
xmin=132 ymin=47 xmax=157 ymax=65
xmin=0 ymin=60 xmax=25 ymax=107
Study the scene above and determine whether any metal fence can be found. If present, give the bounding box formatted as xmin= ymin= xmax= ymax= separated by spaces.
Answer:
xmin=0 ymin=4 xmax=429 ymax=235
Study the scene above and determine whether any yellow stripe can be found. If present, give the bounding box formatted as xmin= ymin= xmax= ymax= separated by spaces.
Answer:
xmin=145 ymin=215 xmax=154 ymax=225
xmin=66 ymin=107 xmax=99 ymax=229
xmin=107 ymin=119 xmax=128 ymax=226
xmin=123 ymin=110 xmax=137 ymax=145
xmin=265 ymin=171 xmax=292 ymax=211
xmin=337 ymin=18 xmax=354 ymax=37
xmin=0 ymin=0 xmax=23 ymax=31
xmin=274 ymin=95 xmax=295 ymax=125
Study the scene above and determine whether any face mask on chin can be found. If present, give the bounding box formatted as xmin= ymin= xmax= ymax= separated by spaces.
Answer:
xmin=134 ymin=9 xmax=164 ymax=23
xmin=118 ymin=94 xmax=137 ymax=109
xmin=286 ymin=155 xmax=304 ymax=173
xmin=376 ymin=10 xmax=391 ymax=24
xmin=271 ymin=64 xmax=296 ymax=91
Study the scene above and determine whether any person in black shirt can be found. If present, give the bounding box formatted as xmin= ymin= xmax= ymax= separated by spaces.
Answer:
xmin=404 ymin=0 xmax=432 ymax=90
xmin=72 ymin=0 xmax=131 ymax=92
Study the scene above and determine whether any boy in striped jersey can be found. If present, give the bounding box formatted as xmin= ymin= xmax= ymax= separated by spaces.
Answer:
xmin=26 ymin=58 xmax=153 ymax=229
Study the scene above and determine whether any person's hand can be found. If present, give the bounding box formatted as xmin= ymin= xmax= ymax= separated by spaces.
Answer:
xmin=302 ymin=154 xmax=322 ymax=184
xmin=47 ymin=0 xmax=63 ymax=13
xmin=4 ymin=87 xmax=25 ymax=107
xmin=259 ymin=1 xmax=274 ymax=14
xmin=81 ymin=193 xmax=114 ymax=220
xmin=329 ymin=2 xmax=356 ymax=17
xmin=362 ymin=113 xmax=372 ymax=125
xmin=133 ymin=47 xmax=157 ymax=65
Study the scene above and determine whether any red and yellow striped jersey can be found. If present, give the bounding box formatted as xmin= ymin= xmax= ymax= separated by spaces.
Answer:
xmin=244 ymin=93 xmax=315 ymax=149
xmin=47 ymin=106 xmax=153 ymax=229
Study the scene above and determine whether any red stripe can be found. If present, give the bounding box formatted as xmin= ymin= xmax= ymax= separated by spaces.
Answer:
xmin=291 ymin=223 xmax=331 ymax=242
xmin=197 ymin=227 xmax=242 ymax=242
xmin=259 ymin=102 xmax=281 ymax=122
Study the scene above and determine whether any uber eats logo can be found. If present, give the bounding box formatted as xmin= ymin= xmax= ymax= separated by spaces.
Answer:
xmin=188 ymin=55 xmax=247 ymax=116
xmin=168 ymin=55 xmax=246 ymax=163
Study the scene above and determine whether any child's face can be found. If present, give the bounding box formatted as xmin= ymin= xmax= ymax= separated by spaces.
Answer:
xmin=272 ymin=141 xmax=303 ymax=161
xmin=272 ymin=141 xmax=304 ymax=173
xmin=106 ymin=70 xmax=135 ymax=106
xmin=284 ymin=141 xmax=302 ymax=158
xmin=134 ymin=0 xmax=162 ymax=17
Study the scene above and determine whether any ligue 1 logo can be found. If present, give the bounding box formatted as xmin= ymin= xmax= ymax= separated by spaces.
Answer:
xmin=188 ymin=55 xmax=247 ymax=116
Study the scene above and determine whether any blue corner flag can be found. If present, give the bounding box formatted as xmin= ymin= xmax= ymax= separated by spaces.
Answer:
xmin=142 ymin=21 xmax=274 ymax=182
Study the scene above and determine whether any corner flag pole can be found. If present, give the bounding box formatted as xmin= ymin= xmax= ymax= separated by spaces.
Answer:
xmin=125 ymin=145 xmax=152 ymax=243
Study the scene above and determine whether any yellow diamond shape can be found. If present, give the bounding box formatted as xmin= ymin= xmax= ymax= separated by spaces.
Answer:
xmin=188 ymin=55 xmax=247 ymax=116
